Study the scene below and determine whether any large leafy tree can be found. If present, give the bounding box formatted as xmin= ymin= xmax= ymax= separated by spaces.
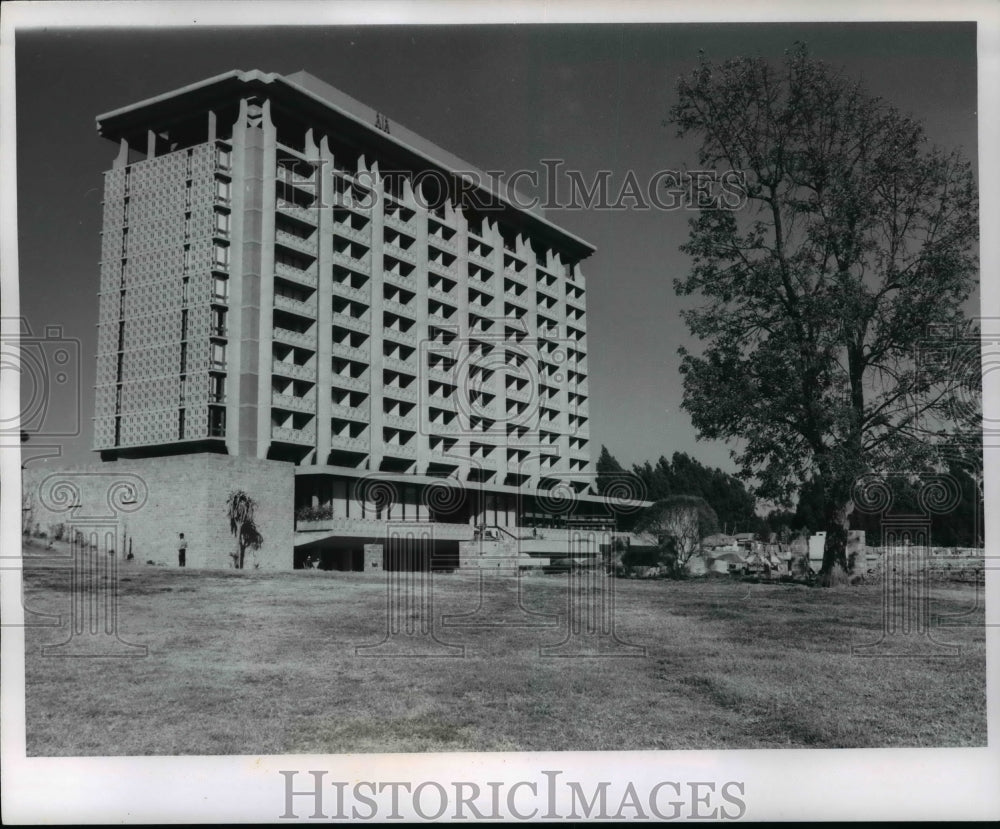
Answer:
xmin=670 ymin=45 xmax=979 ymax=583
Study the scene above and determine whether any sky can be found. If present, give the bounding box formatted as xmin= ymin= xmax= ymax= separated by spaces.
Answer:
xmin=12 ymin=20 xmax=979 ymax=472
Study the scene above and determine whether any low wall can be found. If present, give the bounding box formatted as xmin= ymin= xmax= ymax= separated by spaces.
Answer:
xmin=21 ymin=454 xmax=295 ymax=570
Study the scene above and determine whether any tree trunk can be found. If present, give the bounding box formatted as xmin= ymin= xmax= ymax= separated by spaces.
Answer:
xmin=816 ymin=499 xmax=851 ymax=587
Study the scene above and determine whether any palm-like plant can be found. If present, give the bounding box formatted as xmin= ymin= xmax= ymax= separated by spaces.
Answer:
xmin=226 ymin=490 xmax=263 ymax=569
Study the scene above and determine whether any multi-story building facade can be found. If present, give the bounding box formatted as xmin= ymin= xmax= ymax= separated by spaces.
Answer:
xmin=89 ymin=69 xmax=614 ymax=568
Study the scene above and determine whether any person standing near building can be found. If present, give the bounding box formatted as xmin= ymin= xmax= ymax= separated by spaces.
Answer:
xmin=178 ymin=533 xmax=187 ymax=567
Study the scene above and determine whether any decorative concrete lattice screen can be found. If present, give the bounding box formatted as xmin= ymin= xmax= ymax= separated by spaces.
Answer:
xmin=94 ymin=141 xmax=221 ymax=449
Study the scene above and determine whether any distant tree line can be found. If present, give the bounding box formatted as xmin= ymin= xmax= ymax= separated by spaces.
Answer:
xmin=598 ymin=445 xmax=982 ymax=549
xmin=596 ymin=447 xmax=763 ymax=535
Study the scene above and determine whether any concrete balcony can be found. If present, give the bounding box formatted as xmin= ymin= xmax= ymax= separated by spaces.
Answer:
xmin=272 ymin=392 xmax=316 ymax=413
xmin=275 ymin=262 xmax=318 ymax=289
xmin=469 ymin=320 xmax=497 ymax=336
xmin=427 ymin=310 xmax=456 ymax=327
xmin=428 ymin=419 xmax=461 ymax=434
xmin=505 ymin=385 xmax=533 ymax=404
xmin=469 ymin=401 xmax=499 ymax=418
xmin=330 ymin=374 xmax=370 ymax=393
xmin=427 ymin=285 xmax=457 ymax=305
xmin=383 ymin=326 xmax=417 ymax=346
xmin=331 ymin=280 xmax=370 ymax=303
xmin=536 ymin=280 xmax=559 ymax=300
xmin=383 ymin=354 xmax=418 ymax=376
xmin=275 ymin=202 xmax=317 ymax=225
xmin=503 ymin=266 xmax=528 ymax=285
xmin=330 ymin=341 xmax=370 ymax=362
xmin=274 ymin=229 xmax=317 ymax=257
xmin=334 ymin=315 xmax=371 ymax=335
xmin=329 ymin=433 xmax=369 ymax=452
xmin=427 ymin=447 xmax=462 ymax=466
xmin=468 ymin=268 xmax=494 ymax=287
xmin=427 ymin=393 xmax=456 ymax=408
xmin=426 ymin=365 xmax=456 ymax=384
xmin=274 ymin=294 xmax=317 ymax=317
xmin=329 ymin=400 xmax=370 ymax=420
xmin=272 ymin=360 xmax=316 ymax=382
xmin=384 ymin=211 xmax=414 ymax=233
xmin=467 ymin=247 xmax=493 ymax=267
xmin=383 ymin=242 xmax=417 ymax=265
xmin=468 ymin=297 xmax=496 ymax=315
xmin=382 ymin=411 xmax=417 ymax=430
xmin=332 ymin=249 xmax=371 ymax=273
xmin=469 ymin=454 xmax=501 ymax=471
xmin=382 ymin=270 xmax=414 ymax=292
xmin=333 ymin=223 xmax=371 ymax=245
xmin=272 ymin=424 xmax=316 ymax=444
xmin=383 ymin=297 xmax=417 ymax=319
xmin=383 ymin=384 xmax=418 ymax=403
xmin=504 ymin=290 xmax=528 ymax=308
xmin=428 ymin=233 xmax=457 ymax=253
xmin=428 ymin=258 xmax=457 ymax=279
xmin=382 ymin=442 xmax=417 ymax=459
xmin=273 ymin=327 xmax=316 ymax=349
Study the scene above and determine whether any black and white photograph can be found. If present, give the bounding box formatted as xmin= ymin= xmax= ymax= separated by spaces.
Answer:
xmin=2 ymin=1 xmax=998 ymax=822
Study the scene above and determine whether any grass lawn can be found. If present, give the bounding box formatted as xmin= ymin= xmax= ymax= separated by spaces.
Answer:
xmin=21 ymin=542 xmax=987 ymax=755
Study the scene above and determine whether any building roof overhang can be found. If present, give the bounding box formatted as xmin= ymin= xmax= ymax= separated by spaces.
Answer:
xmin=97 ymin=69 xmax=596 ymax=261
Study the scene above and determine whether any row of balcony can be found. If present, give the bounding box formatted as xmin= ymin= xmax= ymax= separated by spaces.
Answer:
xmin=271 ymin=426 xmax=588 ymax=462
xmin=272 ymin=360 xmax=588 ymax=398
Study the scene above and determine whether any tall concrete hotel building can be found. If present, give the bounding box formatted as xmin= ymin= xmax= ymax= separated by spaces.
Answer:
xmin=75 ymin=69 xmax=621 ymax=570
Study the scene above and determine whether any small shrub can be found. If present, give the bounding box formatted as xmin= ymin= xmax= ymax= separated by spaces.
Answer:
xmin=295 ymin=505 xmax=334 ymax=522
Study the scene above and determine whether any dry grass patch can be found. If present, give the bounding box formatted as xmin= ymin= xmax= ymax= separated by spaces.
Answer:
xmin=21 ymin=547 xmax=986 ymax=755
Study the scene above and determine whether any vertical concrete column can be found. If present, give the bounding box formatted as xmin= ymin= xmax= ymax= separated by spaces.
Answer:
xmin=450 ymin=204 xmax=471 ymax=481
xmin=573 ymin=264 xmax=594 ymax=477
xmin=479 ymin=218 xmax=506 ymax=483
xmin=410 ymin=178 xmax=432 ymax=474
xmin=514 ymin=234 xmax=539 ymax=491
xmin=227 ymin=99 xmax=260 ymax=458
xmin=315 ymin=136 xmax=335 ymax=467
xmin=146 ymin=129 xmax=157 ymax=159
xmin=552 ymin=251 xmax=572 ymax=482
xmin=364 ymin=156 xmax=386 ymax=471
xmin=254 ymin=100 xmax=278 ymax=459
xmin=207 ymin=110 xmax=217 ymax=144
